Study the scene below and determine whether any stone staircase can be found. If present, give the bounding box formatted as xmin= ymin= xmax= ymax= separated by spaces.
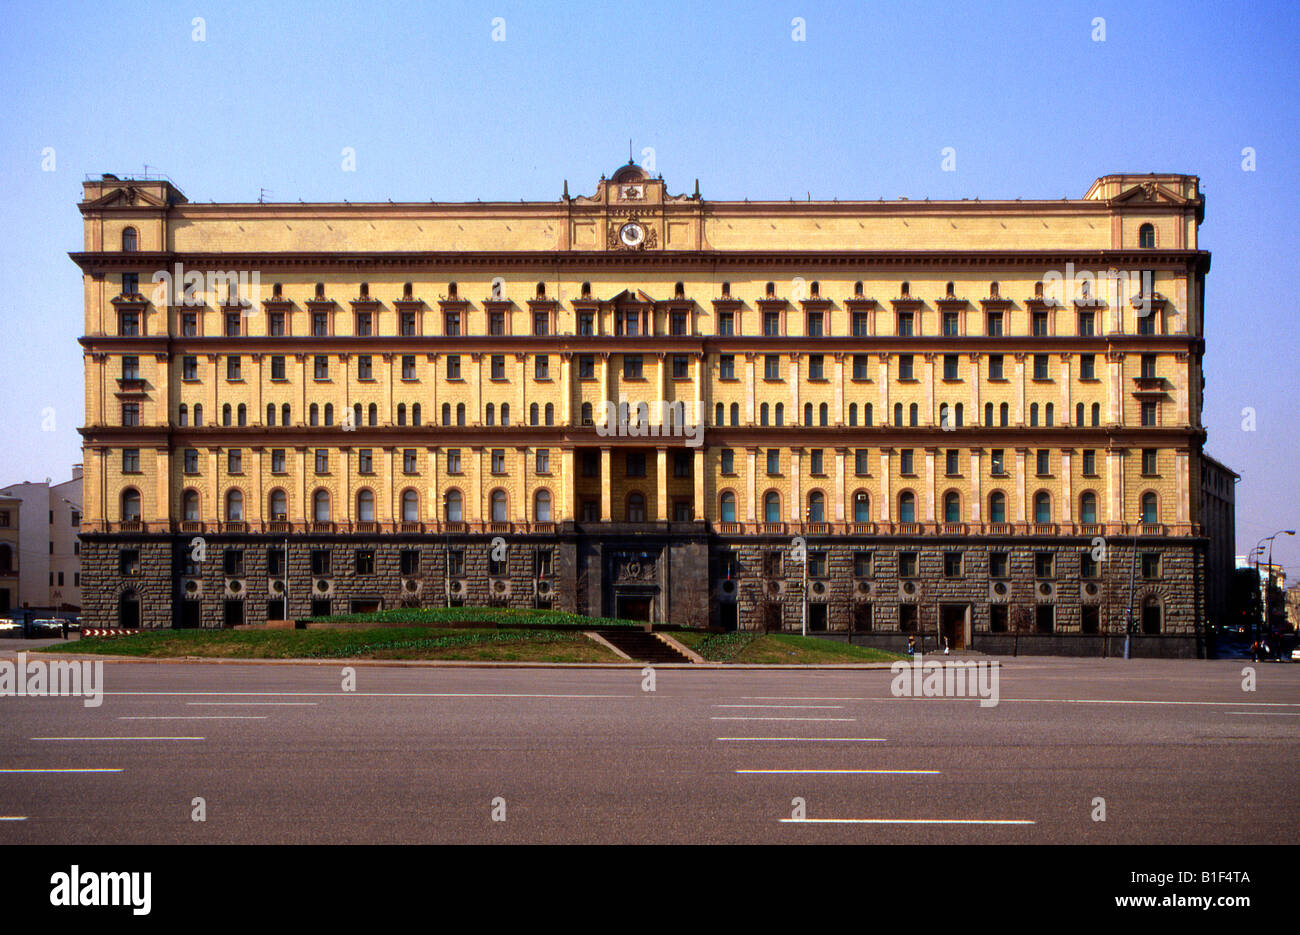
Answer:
xmin=598 ymin=629 xmax=695 ymax=664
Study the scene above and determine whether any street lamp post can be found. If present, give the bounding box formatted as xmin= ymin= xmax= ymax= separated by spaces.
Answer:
xmin=1262 ymin=530 xmax=1295 ymax=657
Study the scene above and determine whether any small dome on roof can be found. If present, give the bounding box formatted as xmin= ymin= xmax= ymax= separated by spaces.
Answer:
xmin=611 ymin=162 xmax=649 ymax=183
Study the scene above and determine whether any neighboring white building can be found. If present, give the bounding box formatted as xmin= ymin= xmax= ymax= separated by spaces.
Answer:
xmin=0 ymin=465 xmax=83 ymax=613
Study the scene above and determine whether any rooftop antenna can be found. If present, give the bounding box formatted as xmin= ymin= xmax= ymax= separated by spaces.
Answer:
xmin=628 ymin=139 xmax=633 ymax=163
xmin=143 ymin=164 xmax=155 ymax=178
xmin=259 ymin=188 xmax=273 ymax=203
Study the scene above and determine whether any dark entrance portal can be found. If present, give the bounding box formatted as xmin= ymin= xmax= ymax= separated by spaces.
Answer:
xmin=940 ymin=604 xmax=969 ymax=650
xmin=617 ymin=596 xmax=653 ymax=621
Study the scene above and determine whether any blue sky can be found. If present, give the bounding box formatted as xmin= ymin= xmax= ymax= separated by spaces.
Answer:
xmin=1 ymin=0 xmax=1297 ymax=572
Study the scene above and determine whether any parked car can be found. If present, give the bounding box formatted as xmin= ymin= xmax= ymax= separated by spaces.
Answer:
xmin=27 ymin=618 xmax=65 ymax=638
xmin=0 ymin=617 xmax=21 ymax=636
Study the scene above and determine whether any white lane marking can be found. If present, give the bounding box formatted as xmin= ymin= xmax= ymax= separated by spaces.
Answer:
xmin=752 ymin=696 xmax=1300 ymax=708
xmin=186 ymin=702 xmax=316 ymax=707
xmin=780 ymin=817 xmax=1034 ymax=825
xmin=712 ymin=723 xmax=852 ymax=728
xmin=740 ymin=769 xmax=938 ymax=775
xmin=716 ymin=737 xmax=886 ymax=742
xmin=0 ymin=817 xmax=27 ymax=821
xmin=107 ymin=692 xmax=630 ymax=699
xmin=0 ymin=768 xmax=123 ymax=774
xmin=713 ymin=704 xmax=845 ymax=709
xmin=742 ymin=696 xmax=865 ymax=701
xmin=118 ymin=716 xmax=267 ymax=720
xmin=31 ymin=737 xmax=204 ymax=741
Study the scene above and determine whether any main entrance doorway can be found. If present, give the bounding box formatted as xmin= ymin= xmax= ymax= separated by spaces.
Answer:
xmin=940 ymin=603 xmax=970 ymax=650
xmin=616 ymin=595 xmax=653 ymax=621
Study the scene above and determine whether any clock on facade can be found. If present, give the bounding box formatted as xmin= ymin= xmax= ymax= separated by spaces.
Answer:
xmin=619 ymin=222 xmax=645 ymax=247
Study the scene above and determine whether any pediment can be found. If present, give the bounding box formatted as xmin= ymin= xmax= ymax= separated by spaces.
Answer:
xmin=86 ymin=185 xmax=167 ymax=209
xmin=1112 ymin=181 xmax=1189 ymax=206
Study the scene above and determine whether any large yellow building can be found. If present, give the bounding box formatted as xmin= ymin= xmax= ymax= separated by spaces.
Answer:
xmin=74 ymin=163 xmax=1219 ymax=654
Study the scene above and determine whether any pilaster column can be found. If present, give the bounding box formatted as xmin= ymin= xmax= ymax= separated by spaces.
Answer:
xmin=879 ymin=448 xmax=893 ymax=522
xmin=970 ymin=448 xmax=983 ymax=521
xmin=747 ymin=447 xmax=759 ymax=523
xmin=656 ymin=447 xmax=668 ymax=521
xmin=600 ymin=447 xmax=612 ymax=522
xmin=834 ymin=448 xmax=846 ymax=522
xmin=924 ymin=448 xmax=937 ymax=522
xmin=1014 ymin=448 xmax=1028 ymax=523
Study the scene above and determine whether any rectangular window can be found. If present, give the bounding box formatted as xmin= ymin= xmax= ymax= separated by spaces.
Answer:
xmin=763 ymin=311 xmax=780 ymax=336
xmin=355 ymin=550 xmax=375 ymax=575
xmin=672 ymin=355 xmax=689 ymax=380
xmin=491 ymin=449 xmax=506 ymax=474
xmin=943 ymin=552 xmax=962 ymax=577
xmin=312 ymin=312 xmax=329 ymax=337
xmin=1080 ymin=353 xmax=1095 ymax=380
xmin=1032 ymin=311 xmax=1049 ymax=336
xmin=181 ymin=312 xmax=198 ymax=336
xmin=311 ymin=550 xmax=331 ymax=576
xmin=854 ymin=449 xmax=869 ymax=475
xmin=355 ymin=312 xmax=372 ymax=336
xmin=852 ymin=311 xmax=870 ymax=337
xmin=1140 ymin=354 xmax=1157 ymax=379
xmin=581 ymin=451 xmax=598 ymax=477
xmin=720 ymin=449 xmax=735 ymax=474
xmin=623 ymin=355 xmax=643 ymax=380
xmin=896 ymin=311 xmax=913 ymax=336
xmin=1036 ymin=449 xmax=1050 ymax=476
xmin=122 ymin=448 xmax=140 ymax=473
xmin=806 ymin=354 xmax=824 ymax=380
xmin=314 ymin=356 xmax=328 ymax=380
xmin=357 ymin=355 xmax=373 ymax=380
xmin=718 ymin=311 xmax=735 ymax=336
xmin=270 ymin=355 xmax=286 ymax=380
xmin=807 ymin=552 xmax=827 ymax=577
xmin=535 ymin=449 xmax=550 ymax=474
xmin=224 ymin=312 xmax=241 ymax=337
xmin=1141 ymin=401 xmax=1157 ymax=426
xmin=533 ymin=311 xmax=550 ymax=336
xmin=988 ymin=355 xmax=1004 ymax=380
xmin=1035 ymin=553 xmax=1054 ymax=578
xmin=228 ymin=449 xmax=242 ymax=474
xmin=399 ymin=311 xmax=416 ymax=336
xmin=1141 ymin=553 xmax=1160 ymax=579
xmin=402 ymin=355 xmax=416 ymax=380
xmin=989 ymin=552 xmax=1009 ymax=578
xmin=718 ymin=355 xmax=735 ymax=380
xmin=578 ymin=355 xmax=595 ymax=380
xmin=898 ymin=552 xmax=918 ymax=578
xmin=315 ymin=449 xmax=328 ymax=474
xmin=809 ymin=449 xmax=824 ymax=475
xmin=764 ymin=355 xmax=780 ymax=380
xmin=990 ymin=449 xmax=1005 ymax=475
xmin=1033 ymin=354 xmax=1049 ymax=380
xmin=1080 ymin=553 xmax=1098 ymax=578
xmin=625 ymin=452 xmax=646 ymax=477
xmin=899 ymin=449 xmax=914 ymax=476
xmin=446 ymin=355 xmax=461 ymax=380
xmin=942 ymin=311 xmax=959 ymax=336
xmin=446 ymin=449 xmax=462 ymax=474
xmin=444 ymin=311 xmax=461 ymax=336
xmin=117 ymin=311 xmax=140 ymax=336
xmin=766 ymin=449 xmax=780 ymax=475
xmin=403 ymin=449 xmax=417 ymax=474
xmin=223 ymin=550 xmax=244 ymax=576
xmin=489 ymin=311 xmax=506 ymax=336
xmin=986 ymin=311 xmax=1003 ymax=336
xmin=671 ymin=311 xmax=687 ymax=336
xmin=121 ymin=402 xmax=140 ymax=426
xmin=1142 ymin=449 xmax=1158 ymax=475
xmin=1082 ymin=449 xmax=1096 ymax=475
xmin=945 ymin=449 xmax=959 ymax=476
xmin=271 ymin=449 xmax=286 ymax=474
xmin=182 ymin=356 xmax=198 ymax=381
xmin=358 ymin=449 xmax=373 ymax=474
xmin=1078 ymin=311 xmax=1095 ymax=336
xmin=184 ymin=448 xmax=199 ymax=473
xmin=853 ymin=551 xmax=873 ymax=577
xmin=943 ymin=354 xmax=959 ymax=381
xmin=806 ymin=311 xmax=823 ymax=337
xmin=534 ymin=355 xmax=549 ymax=380
xmin=121 ymin=355 xmax=140 ymax=380
xmin=400 ymin=550 xmax=420 ymax=575
xmin=898 ymin=355 xmax=914 ymax=380
xmin=226 ymin=356 xmax=241 ymax=381
xmin=673 ymin=451 xmax=692 ymax=478
xmin=852 ymin=354 xmax=870 ymax=380
xmin=491 ymin=355 xmax=506 ymax=381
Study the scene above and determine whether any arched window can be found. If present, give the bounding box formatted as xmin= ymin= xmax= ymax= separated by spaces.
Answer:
xmin=807 ymin=491 xmax=825 ymax=523
xmin=534 ymin=489 xmax=552 ymax=523
xmin=282 ymin=403 xmax=291 ymax=426
xmin=368 ymin=403 xmax=377 ymax=426
xmin=353 ymin=403 xmax=362 ymax=428
xmin=627 ymin=492 xmax=646 ymax=523
xmin=1030 ymin=403 xmax=1039 ymax=427
xmin=1141 ymin=492 xmax=1158 ymax=524
xmin=269 ymin=489 xmax=287 ymax=520
xmin=985 ymin=402 xmax=993 ymax=427
xmin=193 ymin=403 xmax=203 ymax=426
xmin=715 ymin=402 xmax=724 ymax=425
xmin=178 ymin=403 xmax=188 ymax=426
xmin=764 ymin=491 xmax=781 ymax=523
xmin=1091 ymin=403 xmax=1101 ymax=426
xmin=182 ymin=489 xmax=199 ymax=521
xmin=853 ymin=491 xmax=870 ymax=522
xmin=1034 ymin=491 xmax=1052 ymax=523
xmin=456 ymin=403 xmax=466 ymax=426
xmin=398 ymin=403 xmax=408 ymax=426
xmin=531 ymin=403 xmax=540 ymax=426
xmin=1139 ymin=223 xmax=1155 ymax=248
xmin=1045 ymin=403 xmax=1054 ymax=427
xmin=225 ymin=489 xmax=244 ymax=521
xmin=760 ymin=403 xmax=770 ymax=426
xmin=804 ymin=403 xmax=813 ymax=426
xmin=864 ymin=403 xmax=873 ymax=427
xmin=1141 ymin=594 xmax=1162 ymax=634
xmin=412 ymin=403 xmax=421 ymax=426
xmin=266 ymin=403 xmax=276 ymax=426
xmin=730 ymin=403 xmax=739 ymax=426
xmin=324 ymin=404 xmax=333 ymax=426
xmin=121 ymin=227 xmax=138 ymax=251
xmin=720 ymin=491 xmax=737 ymax=523
xmin=442 ymin=403 xmax=452 ymax=426
xmin=356 ymin=489 xmax=375 ymax=523
xmin=944 ymin=491 xmax=961 ymax=523
xmin=954 ymin=403 xmax=963 ymax=427
xmin=121 ymin=488 xmax=141 ymax=521
xmin=1000 ymin=403 xmax=1009 ymax=427
xmin=1080 ymin=492 xmax=1098 ymax=524
xmin=988 ymin=491 xmax=1007 ymax=524
xmin=545 ymin=403 xmax=554 ymax=426
xmin=222 ymin=404 xmax=232 ymax=426
xmin=899 ymin=492 xmax=916 ymax=524
xmin=908 ymin=403 xmax=918 ymax=427
xmin=237 ymin=404 xmax=246 ymax=426
xmin=313 ymin=489 xmax=331 ymax=523
xmin=1076 ymin=402 xmax=1085 ymax=426
xmin=819 ymin=403 xmax=828 ymax=426
xmin=775 ymin=403 xmax=784 ymax=426
xmin=444 ymin=490 xmax=463 ymax=523
xmin=402 ymin=489 xmax=419 ymax=523
xmin=848 ymin=403 xmax=858 ymax=427
xmin=490 ymin=490 xmax=508 ymax=523
xmin=894 ymin=403 xmax=903 ymax=427
xmin=581 ymin=402 xmax=593 ymax=426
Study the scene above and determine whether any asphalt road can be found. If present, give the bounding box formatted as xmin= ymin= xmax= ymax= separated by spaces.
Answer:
xmin=0 ymin=651 xmax=1296 ymax=844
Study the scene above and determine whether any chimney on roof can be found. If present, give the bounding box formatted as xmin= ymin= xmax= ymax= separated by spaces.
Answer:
xmin=71 ymin=464 xmax=83 ymax=481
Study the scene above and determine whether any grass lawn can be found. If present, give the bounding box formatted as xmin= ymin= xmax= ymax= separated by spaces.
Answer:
xmin=37 ymin=627 xmax=621 ymax=663
xmin=671 ymin=631 xmax=905 ymax=664
xmin=302 ymin=606 xmax=646 ymax=629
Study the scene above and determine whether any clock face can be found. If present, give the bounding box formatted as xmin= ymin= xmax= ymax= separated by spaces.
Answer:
xmin=619 ymin=222 xmax=645 ymax=247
